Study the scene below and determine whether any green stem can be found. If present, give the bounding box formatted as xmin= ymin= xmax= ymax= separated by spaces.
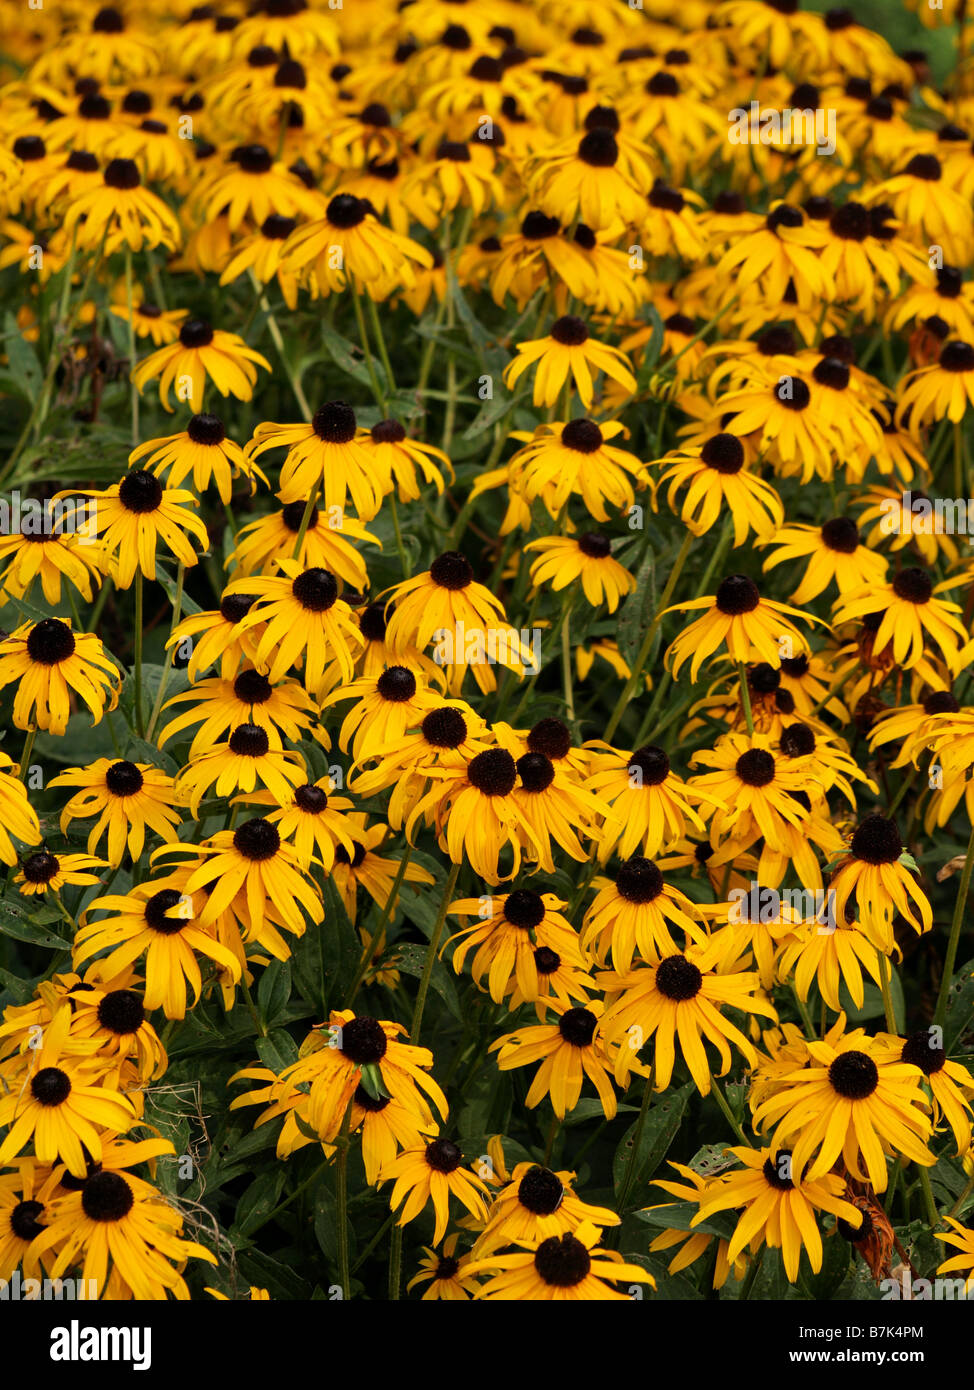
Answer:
xmin=124 ymin=246 xmax=139 ymax=447
xmin=335 ymin=1097 xmax=354 ymax=1297
xmin=248 ymin=270 xmax=311 ymax=421
xmin=934 ymin=818 xmax=974 ymax=1029
xmin=290 ymin=482 xmax=322 ymax=563
xmin=350 ymin=279 xmax=386 ymax=412
xmin=603 ymin=528 xmax=694 ymax=744
xmin=709 ymin=1074 xmax=752 ymax=1147
xmin=409 ymin=862 xmax=460 ymax=1044
xmin=947 ymin=1172 xmax=974 ymax=1220
xmin=560 ymin=595 xmax=577 ymax=735
xmin=542 ymin=1113 xmax=561 ymax=1167
xmin=145 ymin=563 xmax=184 ymax=742
xmin=345 ymin=843 xmax=413 ymax=1008
xmin=739 ymin=662 xmax=754 ymax=737
xmin=877 ymin=952 xmax=898 ymax=1034
xmin=616 ymin=1067 xmax=655 ymax=1212
xmin=366 ymin=292 xmax=397 ymax=402
xmin=919 ymin=1165 xmax=941 ymax=1230
xmin=133 ymin=568 xmax=145 ymax=738
xmin=18 ymin=728 xmax=36 ymax=783
xmin=389 ymin=492 xmax=411 ymax=579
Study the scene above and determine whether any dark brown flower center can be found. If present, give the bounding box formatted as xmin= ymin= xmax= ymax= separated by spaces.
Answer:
xmin=655 ymin=954 xmax=702 ymax=1001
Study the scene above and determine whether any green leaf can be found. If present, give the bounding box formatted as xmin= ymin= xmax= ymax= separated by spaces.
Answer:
xmin=320 ymin=322 xmax=380 ymax=389
xmin=634 ymin=1201 xmax=737 ymax=1242
xmin=799 ymin=1229 xmax=851 ymax=1300
xmin=257 ymin=960 xmax=292 ymax=1028
xmin=155 ymin=560 xmax=203 ymax=617
xmin=233 ymin=1167 xmax=287 ymax=1238
xmin=0 ymin=965 xmax=40 ymax=1004
xmin=945 ymin=954 xmax=974 ymax=1053
xmin=256 ymin=1028 xmax=300 ymax=1073
xmin=613 ymin=1082 xmax=693 ymax=1202
xmin=3 ymin=312 xmax=41 ymax=399
xmin=394 ymin=942 xmax=462 ymax=1021
xmin=616 ymin=546 xmax=655 ymax=671
xmin=636 ymin=305 xmax=665 ymax=380
xmin=0 ymin=894 xmax=73 ymax=950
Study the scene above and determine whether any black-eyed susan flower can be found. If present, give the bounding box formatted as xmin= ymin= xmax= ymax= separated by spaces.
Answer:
xmin=491 ymin=1000 xmax=626 ymax=1120
xmin=832 ymin=569 xmax=969 ymax=675
xmin=447 ymin=888 xmax=586 ymax=1004
xmin=586 ymin=743 xmax=722 ymax=862
xmin=176 ymin=723 xmax=308 ymax=818
xmin=358 ymin=419 xmax=451 ymax=503
xmin=330 ymin=816 xmax=434 ymax=922
xmin=321 ymin=666 xmax=441 ymax=760
xmin=511 ymin=751 xmax=608 ymax=873
xmin=776 ymin=915 xmax=885 ymax=1013
xmin=664 ymin=574 xmax=820 ymax=684
xmin=158 ymin=667 xmax=317 ymax=757
xmin=503 ymin=316 xmax=636 ymax=410
xmin=0 ymin=618 xmax=119 ymax=735
xmin=246 ymin=400 xmax=386 ymax=517
xmin=247 ymin=776 xmax=363 ymax=873
xmin=525 ymin=532 xmax=635 ymax=612
xmin=265 ymin=1011 xmax=446 ymax=1144
xmin=0 ymin=1006 xmax=138 ymax=1177
xmin=75 ymin=881 xmax=242 ymax=1020
xmin=383 ymin=550 xmax=506 ymax=657
xmin=224 ymin=562 xmax=364 ymax=693
xmin=407 ymin=748 xmax=544 ymax=884
xmin=197 ymin=144 xmax=321 ymax=233
xmin=65 ymin=977 xmax=167 ymax=1086
xmin=599 ymin=940 xmax=776 ymax=1093
xmin=692 ymin=1145 xmax=863 ymax=1283
xmin=528 ymin=126 xmax=649 ymax=231
xmin=129 ymin=414 xmax=267 ymax=506
xmin=658 ymin=434 xmax=784 ymax=547
xmin=382 ymin=1137 xmax=491 ymax=1245
xmin=0 ymin=1159 xmax=61 ymax=1283
xmin=50 ymin=759 xmax=181 ymax=867
xmin=472 ymin=1162 xmax=618 ymax=1259
xmin=281 ymin=192 xmax=432 ymax=295
xmin=131 ymin=317 xmax=270 ymax=414
xmin=349 ymin=699 xmax=491 ymax=828
xmin=157 ymin=816 xmax=323 ymax=948
xmin=467 ymin=1219 xmax=654 ymax=1300
xmin=407 ymin=1233 xmax=480 ymax=1300
xmin=936 ymin=1220 xmax=974 ymax=1295
xmin=896 ymin=1027 xmax=974 ymax=1156
xmin=580 ymin=858 xmax=709 ymax=971
xmin=109 ymin=284 xmax=187 ymax=346
xmin=646 ymin=1161 xmax=747 ymax=1290
xmin=30 ymin=1138 xmax=216 ymax=1300
xmin=167 ymin=591 xmax=264 ymax=682
xmin=688 ymin=734 xmax=814 ymax=864
xmin=760 ymin=516 xmax=888 ymax=603
xmin=0 ymin=754 xmax=42 ymax=865
xmin=752 ymin=1021 xmax=934 ymax=1192
xmin=228 ymin=499 xmax=379 ymax=589
xmin=507 ymin=418 xmax=649 ymax=525
xmin=14 ymin=848 xmax=105 ymax=898
xmin=0 ymin=513 xmax=105 ymax=606
xmin=61 ymin=156 xmax=181 ymax=253
xmin=68 ymin=471 xmax=208 ymax=589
